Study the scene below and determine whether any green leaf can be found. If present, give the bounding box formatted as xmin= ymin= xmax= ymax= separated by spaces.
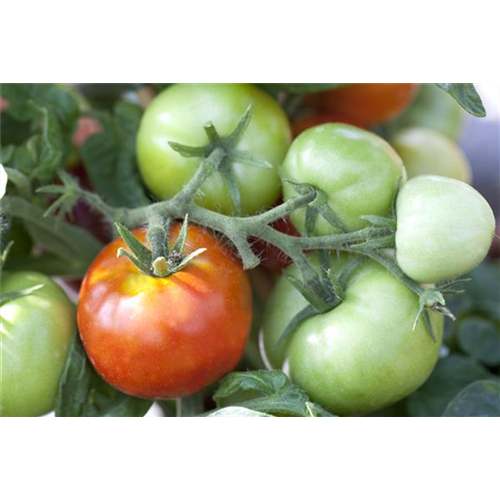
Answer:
xmin=1 ymin=196 xmax=101 ymax=269
xmin=55 ymin=334 xmax=152 ymax=417
xmin=407 ymin=354 xmax=495 ymax=417
xmin=259 ymin=83 xmax=348 ymax=95
xmin=435 ymin=84 xmax=486 ymax=117
xmin=207 ymin=407 xmax=273 ymax=417
xmin=81 ymin=101 xmax=149 ymax=207
xmin=213 ymin=370 xmax=335 ymax=417
xmin=443 ymin=380 xmax=500 ymax=417
xmin=457 ymin=317 xmax=500 ymax=366
xmin=4 ymin=254 xmax=91 ymax=279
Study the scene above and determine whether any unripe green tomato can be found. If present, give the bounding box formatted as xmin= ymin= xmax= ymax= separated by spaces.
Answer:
xmin=396 ymin=176 xmax=495 ymax=284
xmin=0 ymin=272 xmax=75 ymax=417
xmin=389 ymin=84 xmax=464 ymax=142
xmin=136 ymin=84 xmax=292 ymax=215
xmin=262 ymin=255 xmax=443 ymax=415
xmin=392 ymin=128 xmax=472 ymax=183
xmin=280 ymin=124 xmax=405 ymax=235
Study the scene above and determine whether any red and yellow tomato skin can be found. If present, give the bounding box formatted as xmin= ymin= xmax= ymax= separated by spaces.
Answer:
xmin=78 ymin=224 xmax=252 ymax=399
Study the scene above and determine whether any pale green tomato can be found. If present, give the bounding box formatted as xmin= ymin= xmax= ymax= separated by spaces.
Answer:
xmin=392 ymin=128 xmax=472 ymax=183
xmin=396 ymin=176 xmax=495 ymax=284
xmin=280 ymin=124 xmax=405 ymax=236
xmin=389 ymin=84 xmax=464 ymax=141
xmin=262 ymin=255 xmax=443 ymax=415
xmin=136 ymin=84 xmax=291 ymax=215
xmin=0 ymin=272 xmax=75 ymax=417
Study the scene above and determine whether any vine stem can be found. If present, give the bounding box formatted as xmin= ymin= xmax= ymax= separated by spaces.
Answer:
xmin=58 ymin=152 xmax=429 ymax=303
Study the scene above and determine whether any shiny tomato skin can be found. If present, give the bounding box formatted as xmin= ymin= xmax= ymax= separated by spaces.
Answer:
xmin=78 ymin=224 xmax=252 ymax=399
xmin=291 ymin=112 xmax=362 ymax=137
xmin=315 ymin=84 xmax=418 ymax=126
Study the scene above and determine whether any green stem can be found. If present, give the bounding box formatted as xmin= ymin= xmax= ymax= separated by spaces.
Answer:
xmin=100 ymin=415 xmax=143 ymax=500
xmin=0 ymin=416 xmax=41 ymax=500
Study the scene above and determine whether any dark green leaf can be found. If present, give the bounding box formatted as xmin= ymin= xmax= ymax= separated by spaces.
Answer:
xmin=435 ymin=83 xmax=486 ymax=117
xmin=1 ymin=196 xmax=101 ymax=269
xmin=457 ymin=317 xmax=500 ymax=366
xmin=55 ymin=334 xmax=152 ymax=417
xmin=407 ymin=354 xmax=494 ymax=417
xmin=5 ymin=254 xmax=91 ymax=279
xmin=81 ymin=101 xmax=149 ymax=207
xmin=443 ymin=380 xmax=500 ymax=417
xmin=213 ymin=370 xmax=335 ymax=417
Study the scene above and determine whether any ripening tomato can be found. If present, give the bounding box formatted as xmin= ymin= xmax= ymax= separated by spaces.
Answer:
xmin=78 ymin=223 xmax=253 ymax=399
xmin=262 ymin=255 xmax=443 ymax=415
xmin=136 ymin=84 xmax=292 ymax=215
xmin=312 ymin=84 xmax=418 ymax=126
xmin=396 ymin=176 xmax=495 ymax=283
xmin=291 ymin=112 xmax=362 ymax=137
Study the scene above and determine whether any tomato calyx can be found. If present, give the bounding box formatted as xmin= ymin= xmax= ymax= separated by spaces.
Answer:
xmin=168 ymin=105 xmax=273 ymax=212
xmin=286 ymin=181 xmax=347 ymax=234
xmin=114 ymin=215 xmax=206 ymax=278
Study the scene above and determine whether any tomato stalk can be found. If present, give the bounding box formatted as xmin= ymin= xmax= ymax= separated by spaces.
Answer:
xmin=39 ymin=108 xmax=463 ymax=340
xmin=0 ymin=416 xmax=41 ymax=500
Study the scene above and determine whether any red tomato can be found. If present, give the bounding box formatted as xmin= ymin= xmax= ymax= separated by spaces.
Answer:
xmin=78 ymin=223 xmax=252 ymax=399
xmin=251 ymin=215 xmax=299 ymax=274
xmin=291 ymin=112 xmax=362 ymax=137
xmin=312 ymin=84 xmax=418 ymax=126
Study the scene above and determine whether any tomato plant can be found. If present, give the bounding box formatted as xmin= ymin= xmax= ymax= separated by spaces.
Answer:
xmin=0 ymin=272 xmax=75 ymax=417
xmin=136 ymin=83 xmax=292 ymax=215
xmin=262 ymin=255 xmax=443 ymax=415
xmin=310 ymin=83 xmax=418 ymax=126
xmin=392 ymin=127 xmax=472 ymax=183
xmin=396 ymin=176 xmax=495 ymax=283
xmin=77 ymin=223 xmax=252 ymax=399
xmin=280 ymin=123 xmax=405 ymax=235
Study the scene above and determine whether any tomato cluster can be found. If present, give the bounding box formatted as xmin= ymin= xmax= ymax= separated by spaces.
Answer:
xmin=1 ymin=83 xmax=496 ymax=418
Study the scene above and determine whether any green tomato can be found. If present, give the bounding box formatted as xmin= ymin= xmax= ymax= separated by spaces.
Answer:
xmin=389 ymin=84 xmax=464 ymax=141
xmin=262 ymin=255 xmax=443 ymax=415
xmin=280 ymin=124 xmax=405 ymax=235
xmin=392 ymin=128 xmax=472 ymax=183
xmin=136 ymin=83 xmax=291 ymax=215
xmin=0 ymin=272 xmax=75 ymax=417
xmin=396 ymin=176 xmax=495 ymax=284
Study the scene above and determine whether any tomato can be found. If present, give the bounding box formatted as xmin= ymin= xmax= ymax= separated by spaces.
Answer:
xmin=312 ymin=84 xmax=418 ymax=126
xmin=262 ymin=255 xmax=443 ymax=415
xmin=389 ymin=84 xmax=464 ymax=141
xmin=396 ymin=176 xmax=495 ymax=284
xmin=78 ymin=223 xmax=253 ymax=399
xmin=291 ymin=111 xmax=362 ymax=137
xmin=136 ymin=84 xmax=292 ymax=215
xmin=250 ymin=212 xmax=299 ymax=274
xmin=392 ymin=128 xmax=472 ymax=183
xmin=280 ymin=123 xmax=405 ymax=236
xmin=0 ymin=272 xmax=75 ymax=417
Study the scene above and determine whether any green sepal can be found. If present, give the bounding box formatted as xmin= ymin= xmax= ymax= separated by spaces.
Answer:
xmin=0 ymin=284 xmax=44 ymax=306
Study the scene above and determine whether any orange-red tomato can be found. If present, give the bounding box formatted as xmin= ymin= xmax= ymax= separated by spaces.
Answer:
xmin=291 ymin=112 xmax=362 ymax=137
xmin=313 ymin=84 xmax=418 ymax=126
xmin=78 ymin=224 xmax=252 ymax=399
